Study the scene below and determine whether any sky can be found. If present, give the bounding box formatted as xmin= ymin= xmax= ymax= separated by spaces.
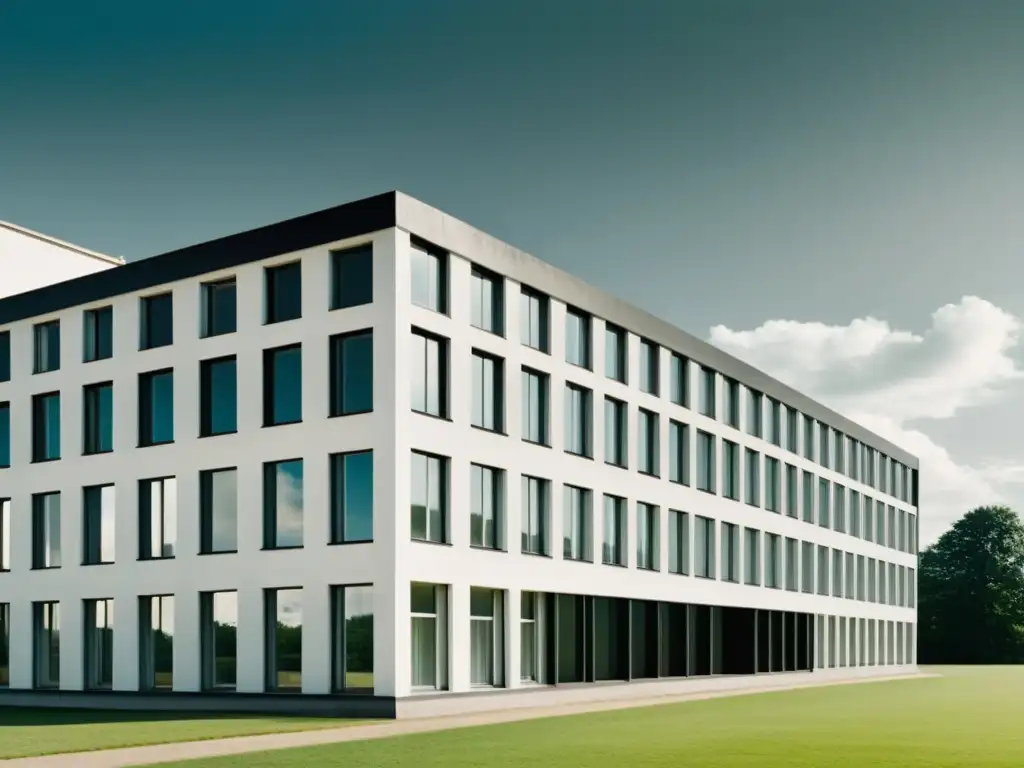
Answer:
xmin=3 ymin=0 xmax=1024 ymax=544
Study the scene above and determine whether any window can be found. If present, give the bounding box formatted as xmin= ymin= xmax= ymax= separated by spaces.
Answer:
xmin=564 ymin=384 xmax=592 ymax=457
xmin=785 ymin=537 xmax=798 ymax=591
xmin=521 ymin=476 xmax=549 ymax=555
xmin=604 ymin=324 xmax=627 ymax=382
xmin=802 ymin=471 xmax=814 ymax=523
xmin=767 ymin=398 xmax=781 ymax=445
xmin=878 ymin=560 xmax=887 ymax=605
xmin=33 ymin=601 xmax=60 ymax=689
xmin=876 ymin=500 xmax=887 ymax=545
xmin=669 ymin=420 xmax=690 ymax=485
xmin=864 ymin=498 xmax=875 ymax=543
xmin=265 ymin=588 xmax=303 ymax=691
xmin=818 ymin=478 xmax=831 ymax=528
xmin=470 ymin=266 xmax=504 ymax=335
xmin=83 ymin=382 xmax=113 ymax=454
xmin=865 ymin=446 xmax=876 ymax=487
xmin=639 ymin=339 xmax=659 ymax=395
xmin=410 ymin=242 xmax=447 ymax=313
xmin=724 ymin=378 xmax=740 ymax=428
xmin=637 ymin=503 xmax=658 ymax=570
xmin=139 ymin=369 xmax=174 ymax=446
xmin=470 ymin=588 xmax=505 ymax=687
xmin=520 ymin=592 xmax=546 ymax=684
xmin=411 ymin=451 xmax=448 ymax=544
xmin=908 ymin=568 xmax=917 ymax=609
xmin=200 ymin=278 xmax=237 ymax=337
xmin=699 ymin=367 xmax=716 ymax=418
xmin=411 ymin=329 xmax=448 ymax=418
xmin=888 ymin=505 xmax=897 ymax=550
xmin=32 ymin=391 xmax=61 ymax=461
xmin=604 ymin=397 xmax=627 ymax=467
xmin=140 ymin=293 xmax=173 ymax=350
xmin=263 ymin=345 xmax=302 ymax=426
xmin=721 ymin=522 xmax=739 ymax=582
xmin=745 ymin=449 xmax=760 ymax=507
xmin=834 ymin=484 xmax=846 ymax=533
xmin=819 ymin=422 xmax=830 ymax=468
xmin=199 ymin=357 xmax=237 ymax=437
xmin=411 ymin=583 xmax=448 ymax=690
xmin=785 ymin=464 xmax=797 ymax=518
xmin=330 ymin=584 xmax=374 ymax=693
xmin=846 ymin=552 xmax=856 ymax=600
xmin=84 ymin=598 xmax=114 ymax=690
xmin=0 ymin=603 xmax=7 ymax=687
xmin=32 ymin=492 xmax=61 ymax=569
xmin=0 ymin=498 xmax=9 ymax=571
xmin=139 ymin=477 xmax=176 ymax=559
xmin=330 ymin=451 xmax=373 ymax=544
xmin=331 ymin=244 xmax=373 ymax=310
xmin=850 ymin=491 xmax=861 ymax=537
xmin=766 ymin=534 xmax=781 ymax=589
xmin=833 ymin=548 xmax=844 ymax=598
xmin=265 ymin=262 xmax=302 ymax=324
xmin=264 ymin=459 xmax=304 ymax=549
xmin=140 ymin=595 xmax=174 ymax=690
xmin=849 ymin=438 xmax=860 ymax=480
xmin=801 ymin=541 xmax=814 ymax=593
xmin=598 ymin=499 xmax=622 ymax=565
xmin=857 ymin=555 xmax=866 ymax=600
xmin=471 ymin=350 xmax=504 ymax=432
xmin=743 ymin=527 xmax=761 ymax=586
xmin=522 ymin=368 xmax=549 ymax=445
xmin=470 ymin=464 xmax=503 ymax=550
xmin=909 ymin=514 xmax=918 ymax=555
xmin=329 ymin=330 xmax=373 ymax=416
xmin=786 ymin=407 xmax=798 ymax=453
xmin=746 ymin=388 xmax=762 ymax=438
xmin=868 ymin=557 xmax=877 ymax=602
xmin=694 ymin=515 xmax=716 ymax=578
xmin=33 ymin=320 xmax=60 ymax=373
xmin=671 ymin=354 xmax=689 ymax=407
xmin=201 ymin=591 xmax=237 ymax=690
xmin=563 ymin=484 xmax=591 ymax=561
xmin=565 ymin=307 xmax=591 ymax=369
xmin=0 ymin=331 xmax=8 ymax=382
xmin=0 ymin=403 xmax=7 ymax=468
xmin=697 ymin=431 xmax=716 ymax=493
xmin=199 ymin=468 xmax=238 ymax=554
xmin=803 ymin=415 xmax=815 ymax=461
xmin=723 ymin=440 xmax=740 ymax=500
xmin=765 ymin=457 xmax=780 ymax=512
xmin=834 ymin=430 xmax=845 ymax=474
xmin=83 ymin=484 xmax=115 ymax=565
xmin=899 ymin=509 xmax=908 ymax=552
xmin=638 ymin=408 xmax=659 ymax=475
xmin=520 ymin=286 xmax=549 ymax=352
xmin=816 ymin=545 xmax=829 ymax=596
xmin=668 ymin=510 xmax=690 ymax=575
xmin=83 ymin=306 xmax=113 ymax=362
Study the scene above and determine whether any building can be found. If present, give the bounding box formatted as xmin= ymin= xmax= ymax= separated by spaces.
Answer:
xmin=0 ymin=192 xmax=919 ymax=717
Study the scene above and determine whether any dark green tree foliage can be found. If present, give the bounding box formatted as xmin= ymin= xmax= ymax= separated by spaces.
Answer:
xmin=919 ymin=506 xmax=1024 ymax=663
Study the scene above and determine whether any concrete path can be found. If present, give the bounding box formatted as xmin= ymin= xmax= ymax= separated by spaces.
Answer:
xmin=7 ymin=673 xmax=937 ymax=768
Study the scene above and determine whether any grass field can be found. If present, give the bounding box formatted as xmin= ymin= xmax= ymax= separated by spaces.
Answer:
xmin=160 ymin=667 xmax=1024 ymax=767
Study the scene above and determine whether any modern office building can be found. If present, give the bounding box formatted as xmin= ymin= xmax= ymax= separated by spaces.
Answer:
xmin=0 ymin=192 xmax=919 ymax=717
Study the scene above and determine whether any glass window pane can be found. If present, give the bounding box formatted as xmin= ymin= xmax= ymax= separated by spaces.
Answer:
xmin=331 ymin=245 xmax=373 ymax=309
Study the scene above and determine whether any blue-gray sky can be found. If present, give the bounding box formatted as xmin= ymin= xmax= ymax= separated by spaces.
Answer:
xmin=3 ymin=0 xmax=1024 ymax=539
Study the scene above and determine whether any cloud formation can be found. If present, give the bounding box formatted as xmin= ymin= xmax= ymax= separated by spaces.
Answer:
xmin=709 ymin=296 xmax=1024 ymax=545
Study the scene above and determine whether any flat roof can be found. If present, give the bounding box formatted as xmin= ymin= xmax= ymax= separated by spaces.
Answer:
xmin=0 ymin=191 xmax=918 ymax=468
xmin=0 ymin=220 xmax=125 ymax=266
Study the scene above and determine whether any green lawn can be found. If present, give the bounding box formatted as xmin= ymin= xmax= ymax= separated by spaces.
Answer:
xmin=164 ymin=667 xmax=1024 ymax=767
xmin=0 ymin=708 xmax=363 ymax=760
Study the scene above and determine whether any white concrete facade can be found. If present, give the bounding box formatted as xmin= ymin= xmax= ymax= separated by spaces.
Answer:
xmin=0 ymin=221 xmax=123 ymax=298
xmin=0 ymin=193 xmax=918 ymax=715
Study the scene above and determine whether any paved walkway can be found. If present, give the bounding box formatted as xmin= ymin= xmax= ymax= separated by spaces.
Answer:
xmin=8 ymin=672 xmax=937 ymax=768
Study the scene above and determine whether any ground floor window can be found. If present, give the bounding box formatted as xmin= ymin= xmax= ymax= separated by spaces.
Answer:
xmin=140 ymin=595 xmax=174 ymax=690
xmin=84 ymin=598 xmax=114 ymax=690
xmin=33 ymin=601 xmax=60 ymax=689
xmin=265 ymin=588 xmax=302 ymax=691
xmin=201 ymin=590 xmax=237 ymax=690
xmin=411 ymin=583 xmax=448 ymax=690
xmin=331 ymin=584 xmax=374 ymax=693
xmin=470 ymin=587 xmax=505 ymax=687
xmin=520 ymin=591 xmax=549 ymax=684
xmin=0 ymin=603 xmax=9 ymax=687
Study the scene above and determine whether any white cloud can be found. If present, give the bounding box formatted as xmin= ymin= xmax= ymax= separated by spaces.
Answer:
xmin=708 ymin=296 xmax=1024 ymax=545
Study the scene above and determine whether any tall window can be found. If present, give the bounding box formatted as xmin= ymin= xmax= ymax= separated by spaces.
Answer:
xmin=0 ymin=498 xmax=10 ymax=572
xmin=140 ymin=595 xmax=174 ymax=690
xmin=471 ymin=351 xmax=504 ymax=432
xmin=519 ymin=286 xmax=549 ymax=352
xmin=83 ymin=382 xmax=113 ymax=454
xmin=139 ymin=369 xmax=174 ymax=446
xmin=83 ymin=484 xmax=115 ymax=565
xmin=639 ymin=339 xmax=659 ymax=395
xmin=32 ymin=492 xmax=61 ymax=569
xmin=521 ymin=475 xmax=549 ymax=556
xmin=849 ymin=438 xmax=860 ymax=480
xmin=139 ymin=293 xmax=173 ymax=350
xmin=784 ymin=537 xmax=798 ymax=591
xmin=83 ymin=306 xmax=113 ymax=362
xmin=802 ymin=470 xmax=815 ymax=523
xmin=201 ymin=591 xmax=237 ymax=690
xmin=723 ymin=440 xmax=740 ymax=500
xmin=470 ymin=588 xmax=505 ymax=687
xmin=868 ymin=557 xmax=877 ymax=602
xmin=785 ymin=464 xmax=797 ymax=518
xmin=669 ymin=420 xmax=690 ymax=485
xmin=410 ymin=242 xmax=447 ymax=313
xmin=699 ymin=366 xmax=716 ymax=418
xmin=745 ymin=448 xmax=760 ymax=507
xmin=263 ymin=459 xmax=304 ymax=549
xmin=84 ymin=598 xmax=114 ymax=690
xmin=602 ymin=495 xmax=626 ymax=566
xmin=0 ymin=331 xmax=9 ymax=382
xmin=803 ymin=415 xmax=815 ymax=461
xmin=330 ymin=244 xmax=373 ymax=310
xmin=786 ymin=407 xmax=798 ymax=452
xmin=864 ymin=497 xmax=875 ymax=543
xmin=877 ymin=500 xmax=887 ymax=546
xmin=767 ymin=398 xmax=781 ymax=445
xmin=638 ymin=408 xmax=659 ymax=475
xmin=849 ymin=491 xmax=861 ymax=537
xmin=834 ymin=484 xmax=846 ymax=533
xmin=818 ymin=477 xmax=831 ymax=528
xmin=604 ymin=324 xmax=626 ymax=382
xmin=139 ymin=477 xmax=176 ymax=559
xmin=746 ymin=388 xmax=762 ymax=438
xmin=744 ymin=527 xmax=761 ymax=585
xmin=329 ymin=330 xmax=373 ymax=416
xmin=834 ymin=429 xmax=846 ymax=474
xmin=200 ymin=357 xmax=237 ymax=437
xmin=520 ymin=592 xmax=546 ymax=684
xmin=410 ymin=583 xmax=448 ymax=690
xmin=470 ymin=266 xmax=504 ymax=335
xmin=565 ymin=307 xmax=591 ymax=369
xmin=0 ymin=603 xmax=7 ymax=687
xmin=330 ymin=451 xmax=373 ymax=544
xmin=33 ymin=320 xmax=61 ymax=373
xmin=522 ymin=368 xmax=549 ymax=445
xmin=833 ymin=548 xmax=844 ymax=598
xmin=200 ymin=278 xmax=237 ymax=337
xmin=801 ymin=541 xmax=814 ymax=593
xmin=0 ymin=403 xmax=7 ymax=469
xmin=724 ymin=378 xmax=740 ymax=428
xmin=696 ymin=430 xmax=716 ymax=493
xmin=604 ymin=397 xmax=627 ymax=467
xmin=847 ymin=552 xmax=856 ymax=600
xmin=695 ymin=515 xmax=716 ymax=578
xmin=816 ymin=545 xmax=829 ymax=596
xmin=32 ymin=391 xmax=61 ymax=461
xmin=668 ymin=510 xmax=689 ymax=575
xmin=857 ymin=555 xmax=866 ymax=601
xmin=411 ymin=451 xmax=448 ymax=544
xmin=888 ymin=505 xmax=897 ymax=549
xmin=265 ymin=588 xmax=303 ymax=691
xmin=199 ymin=468 xmax=238 ymax=554
xmin=563 ymin=484 xmax=591 ymax=561
xmin=765 ymin=457 xmax=780 ymax=512
xmin=637 ymin=503 xmax=658 ymax=570
xmin=564 ymin=384 xmax=592 ymax=457
xmin=470 ymin=464 xmax=503 ymax=550
xmin=721 ymin=522 xmax=739 ymax=582
xmin=819 ymin=422 xmax=831 ymax=468
xmin=670 ymin=353 xmax=689 ymax=407
xmin=765 ymin=534 xmax=781 ymax=589
xmin=263 ymin=345 xmax=302 ymax=426
xmin=265 ymin=262 xmax=302 ymax=324
xmin=330 ymin=584 xmax=374 ymax=693
xmin=33 ymin=601 xmax=60 ymax=689
xmin=411 ymin=329 xmax=448 ymax=418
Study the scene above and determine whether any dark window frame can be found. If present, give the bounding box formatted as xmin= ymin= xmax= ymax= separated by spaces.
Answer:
xmin=330 ymin=244 xmax=374 ymax=311
xmin=200 ymin=278 xmax=237 ymax=338
xmin=329 ymin=329 xmax=374 ymax=418
xmin=83 ymin=306 xmax=113 ymax=363
xmin=265 ymin=261 xmax=303 ymax=324
xmin=262 ymin=344 xmax=303 ymax=427
xmin=33 ymin=320 xmax=61 ymax=374
xmin=31 ymin=391 xmax=61 ymax=462
xmin=83 ymin=381 xmax=113 ymax=455
xmin=329 ymin=450 xmax=374 ymax=545
xmin=138 ymin=368 xmax=174 ymax=447
xmin=199 ymin=356 xmax=238 ymax=438
xmin=139 ymin=293 xmax=173 ymax=351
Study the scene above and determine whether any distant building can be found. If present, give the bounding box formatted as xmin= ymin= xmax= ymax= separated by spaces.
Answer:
xmin=0 ymin=220 xmax=123 ymax=298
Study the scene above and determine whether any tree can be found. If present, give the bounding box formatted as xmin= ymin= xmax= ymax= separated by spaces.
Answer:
xmin=918 ymin=506 xmax=1024 ymax=664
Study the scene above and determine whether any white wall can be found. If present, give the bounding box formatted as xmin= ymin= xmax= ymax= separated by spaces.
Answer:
xmin=0 ymin=222 xmax=122 ymax=298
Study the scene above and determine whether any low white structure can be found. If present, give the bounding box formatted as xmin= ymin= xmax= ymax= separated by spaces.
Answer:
xmin=0 ymin=193 xmax=918 ymax=717
xmin=0 ymin=220 xmax=123 ymax=298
